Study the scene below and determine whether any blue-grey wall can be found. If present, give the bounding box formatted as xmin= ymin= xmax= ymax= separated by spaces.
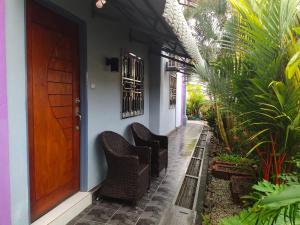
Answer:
xmin=6 ymin=0 xmax=151 ymax=224
xmin=149 ymin=53 xmax=161 ymax=134
xmin=149 ymin=56 xmax=184 ymax=135
xmin=42 ymin=0 xmax=152 ymax=190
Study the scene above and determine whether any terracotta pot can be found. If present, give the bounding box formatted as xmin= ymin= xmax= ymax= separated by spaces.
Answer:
xmin=212 ymin=164 xmax=255 ymax=180
xmin=212 ymin=160 xmax=238 ymax=166
xmin=230 ymin=176 xmax=256 ymax=203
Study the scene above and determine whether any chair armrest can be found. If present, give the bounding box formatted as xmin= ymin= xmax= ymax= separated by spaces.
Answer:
xmin=153 ymin=135 xmax=168 ymax=149
xmin=108 ymin=154 xmax=139 ymax=177
xmin=132 ymin=146 xmax=151 ymax=165
xmin=135 ymin=139 xmax=160 ymax=157
xmin=143 ymin=140 xmax=160 ymax=156
xmin=133 ymin=135 xmax=160 ymax=150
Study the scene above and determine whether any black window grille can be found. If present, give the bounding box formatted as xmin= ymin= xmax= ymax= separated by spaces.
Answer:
xmin=121 ymin=51 xmax=144 ymax=119
xmin=169 ymin=74 xmax=177 ymax=107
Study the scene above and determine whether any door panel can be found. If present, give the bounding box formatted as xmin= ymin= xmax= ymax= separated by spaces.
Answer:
xmin=27 ymin=0 xmax=80 ymax=221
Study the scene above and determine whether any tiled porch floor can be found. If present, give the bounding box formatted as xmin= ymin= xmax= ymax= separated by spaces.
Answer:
xmin=68 ymin=121 xmax=203 ymax=225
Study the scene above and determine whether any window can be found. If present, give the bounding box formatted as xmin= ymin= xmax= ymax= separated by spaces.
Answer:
xmin=121 ymin=51 xmax=144 ymax=119
xmin=169 ymin=74 xmax=177 ymax=107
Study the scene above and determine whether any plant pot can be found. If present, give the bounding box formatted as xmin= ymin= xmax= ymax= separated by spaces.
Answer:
xmin=212 ymin=160 xmax=238 ymax=166
xmin=230 ymin=176 xmax=256 ymax=204
xmin=212 ymin=164 xmax=255 ymax=180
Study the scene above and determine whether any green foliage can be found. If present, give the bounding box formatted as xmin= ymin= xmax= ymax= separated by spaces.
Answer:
xmin=220 ymin=180 xmax=300 ymax=225
xmin=191 ymin=0 xmax=300 ymax=223
xmin=186 ymin=83 xmax=207 ymax=119
xmin=216 ymin=153 xmax=256 ymax=166
xmin=195 ymin=0 xmax=300 ymax=182
xmin=200 ymin=103 xmax=212 ymax=120
xmin=243 ymin=74 xmax=300 ymax=158
xmin=185 ymin=0 xmax=227 ymax=61
xmin=290 ymin=153 xmax=300 ymax=169
xmin=194 ymin=55 xmax=240 ymax=151
xmin=202 ymin=214 xmax=211 ymax=225
xmin=205 ymin=107 xmax=217 ymax=129
xmin=223 ymin=0 xmax=300 ymax=182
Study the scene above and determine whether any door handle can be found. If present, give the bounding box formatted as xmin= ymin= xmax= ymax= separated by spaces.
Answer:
xmin=76 ymin=112 xmax=82 ymax=121
xmin=75 ymin=107 xmax=82 ymax=121
xmin=75 ymin=112 xmax=81 ymax=131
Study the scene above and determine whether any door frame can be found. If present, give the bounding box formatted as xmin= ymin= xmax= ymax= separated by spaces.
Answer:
xmin=26 ymin=0 xmax=88 ymax=196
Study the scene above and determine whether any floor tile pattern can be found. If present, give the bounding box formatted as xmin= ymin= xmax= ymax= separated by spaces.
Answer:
xmin=68 ymin=122 xmax=203 ymax=225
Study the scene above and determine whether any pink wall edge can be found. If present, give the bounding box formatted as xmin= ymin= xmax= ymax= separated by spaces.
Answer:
xmin=0 ymin=0 xmax=12 ymax=224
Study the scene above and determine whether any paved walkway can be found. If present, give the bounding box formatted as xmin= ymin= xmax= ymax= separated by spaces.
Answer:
xmin=68 ymin=122 xmax=203 ymax=225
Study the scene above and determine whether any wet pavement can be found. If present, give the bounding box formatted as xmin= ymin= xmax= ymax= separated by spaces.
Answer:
xmin=68 ymin=121 xmax=203 ymax=225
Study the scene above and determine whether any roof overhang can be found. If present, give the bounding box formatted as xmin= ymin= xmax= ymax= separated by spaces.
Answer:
xmin=93 ymin=0 xmax=204 ymax=67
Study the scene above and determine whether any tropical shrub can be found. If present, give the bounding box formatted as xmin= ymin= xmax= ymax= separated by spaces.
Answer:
xmin=200 ymin=103 xmax=212 ymax=120
xmin=220 ymin=180 xmax=300 ymax=225
xmin=205 ymin=107 xmax=217 ymax=129
xmin=186 ymin=83 xmax=207 ymax=119
xmin=191 ymin=0 xmax=300 ymax=223
xmin=186 ymin=0 xmax=233 ymax=150
xmin=224 ymin=0 xmax=300 ymax=183
xmin=195 ymin=0 xmax=300 ymax=183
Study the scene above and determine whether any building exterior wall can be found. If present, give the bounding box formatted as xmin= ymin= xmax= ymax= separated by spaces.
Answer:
xmin=0 ymin=1 xmax=11 ymax=224
xmin=5 ymin=0 xmax=151 ymax=223
xmin=176 ymin=73 xmax=183 ymax=127
xmin=159 ymin=58 xmax=176 ymax=135
xmin=149 ymin=53 xmax=162 ymax=134
xmin=49 ymin=0 xmax=151 ymax=191
xmin=182 ymin=75 xmax=186 ymax=125
xmin=5 ymin=0 xmax=30 ymax=224
xmin=4 ymin=1 xmax=187 ymax=224
xmin=150 ymin=57 xmax=186 ymax=136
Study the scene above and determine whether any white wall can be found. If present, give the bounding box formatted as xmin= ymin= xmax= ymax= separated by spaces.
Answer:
xmin=149 ymin=58 xmax=185 ymax=135
xmin=176 ymin=73 xmax=183 ymax=127
xmin=158 ymin=58 xmax=176 ymax=135
xmin=6 ymin=1 xmax=30 ymax=225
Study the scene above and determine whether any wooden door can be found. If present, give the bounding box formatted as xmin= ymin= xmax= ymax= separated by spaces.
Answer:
xmin=27 ymin=0 xmax=81 ymax=221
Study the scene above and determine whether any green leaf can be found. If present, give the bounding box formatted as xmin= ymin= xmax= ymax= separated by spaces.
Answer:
xmin=292 ymin=27 xmax=300 ymax=35
xmin=286 ymin=51 xmax=300 ymax=79
xmin=259 ymin=185 xmax=300 ymax=208
xmin=247 ymin=141 xmax=272 ymax=156
xmin=248 ymin=128 xmax=270 ymax=141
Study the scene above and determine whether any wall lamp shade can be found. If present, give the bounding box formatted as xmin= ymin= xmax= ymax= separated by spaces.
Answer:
xmin=96 ymin=0 xmax=106 ymax=9
xmin=106 ymin=58 xmax=119 ymax=72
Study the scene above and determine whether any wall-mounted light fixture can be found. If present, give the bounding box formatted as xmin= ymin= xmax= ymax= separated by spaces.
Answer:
xmin=106 ymin=57 xmax=119 ymax=72
xmin=96 ymin=0 xmax=106 ymax=9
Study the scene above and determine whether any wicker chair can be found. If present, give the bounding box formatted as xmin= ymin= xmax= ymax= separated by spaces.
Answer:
xmin=98 ymin=131 xmax=151 ymax=204
xmin=131 ymin=123 xmax=168 ymax=177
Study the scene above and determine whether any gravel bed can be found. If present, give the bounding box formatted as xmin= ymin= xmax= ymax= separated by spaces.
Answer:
xmin=203 ymin=140 xmax=242 ymax=225
xmin=204 ymin=177 xmax=242 ymax=225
